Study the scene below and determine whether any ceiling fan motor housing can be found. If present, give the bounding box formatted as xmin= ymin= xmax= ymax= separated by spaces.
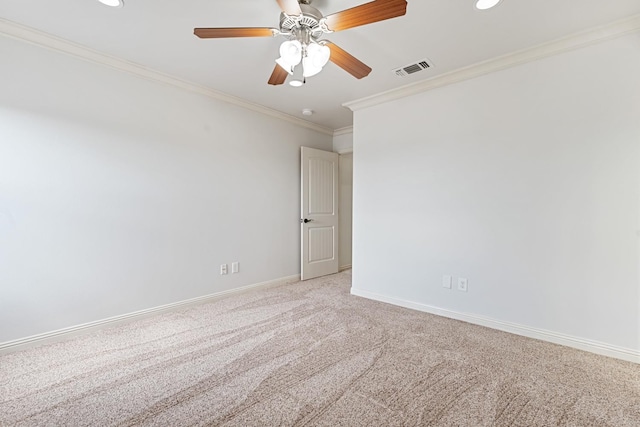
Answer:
xmin=280 ymin=4 xmax=324 ymax=35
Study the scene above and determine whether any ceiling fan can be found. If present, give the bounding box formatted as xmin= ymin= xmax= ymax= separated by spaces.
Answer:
xmin=194 ymin=0 xmax=408 ymax=86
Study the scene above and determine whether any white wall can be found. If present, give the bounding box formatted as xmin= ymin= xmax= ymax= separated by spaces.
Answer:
xmin=352 ymin=34 xmax=640 ymax=355
xmin=0 ymin=36 xmax=332 ymax=343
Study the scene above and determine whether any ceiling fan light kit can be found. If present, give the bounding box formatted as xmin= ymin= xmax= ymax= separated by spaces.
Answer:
xmin=194 ymin=0 xmax=408 ymax=86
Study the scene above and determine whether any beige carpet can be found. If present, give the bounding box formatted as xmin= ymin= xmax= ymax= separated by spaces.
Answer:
xmin=1 ymin=271 xmax=638 ymax=426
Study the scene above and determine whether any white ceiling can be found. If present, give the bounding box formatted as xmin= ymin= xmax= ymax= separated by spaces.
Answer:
xmin=1 ymin=0 xmax=640 ymax=131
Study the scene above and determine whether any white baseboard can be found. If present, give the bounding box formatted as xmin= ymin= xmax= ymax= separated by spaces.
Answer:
xmin=0 ymin=274 xmax=300 ymax=354
xmin=350 ymin=287 xmax=639 ymax=364
xmin=339 ymin=264 xmax=352 ymax=272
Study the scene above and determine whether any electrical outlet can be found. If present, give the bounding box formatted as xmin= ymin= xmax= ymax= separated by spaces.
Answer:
xmin=458 ymin=278 xmax=468 ymax=292
xmin=220 ymin=264 xmax=228 ymax=275
xmin=231 ymin=262 xmax=239 ymax=274
xmin=442 ymin=275 xmax=452 ymax=289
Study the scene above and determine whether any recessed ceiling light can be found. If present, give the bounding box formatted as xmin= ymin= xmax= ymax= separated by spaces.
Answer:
xmin=289 ymin=80 xmax=303 ymax=87
xmin=98 ymin=0 xmax=124 ymax=8
xmin=302 ymin=109 xmax=314 ymax=116
xmin=475 ymin=0 xmax=502 ymax=10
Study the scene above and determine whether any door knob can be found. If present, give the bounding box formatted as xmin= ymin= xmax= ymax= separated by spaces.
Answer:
xmin=300 ymin=218 xmax=313 ymax=223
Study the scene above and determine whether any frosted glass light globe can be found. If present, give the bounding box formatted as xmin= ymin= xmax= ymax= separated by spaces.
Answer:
xmin=475 ymin=0 xmax=502 ymax=10
xmin=279 ymin=40 xmax=302 ymax=66
xmin=98 ymin=0 xmax=124 ymax=7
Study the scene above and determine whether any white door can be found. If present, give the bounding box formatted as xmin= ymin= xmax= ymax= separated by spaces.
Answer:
xmin=301 ymin=147 xmax=339 ymax=280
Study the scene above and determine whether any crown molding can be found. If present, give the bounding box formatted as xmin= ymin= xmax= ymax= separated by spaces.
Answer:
xmin=333 ymin=126 xmax=353 ymax=137
xmin=345 ymin=13 xmax=640 ymax=112
xmin=0 ymin=18 xmax=334 ymax=136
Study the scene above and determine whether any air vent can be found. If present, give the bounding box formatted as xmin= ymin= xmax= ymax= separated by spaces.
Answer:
xmin=393 ymin=58 xmax=433 ymax=78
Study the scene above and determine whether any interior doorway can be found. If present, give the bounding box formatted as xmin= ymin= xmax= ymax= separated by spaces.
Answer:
xmin=338 ymin=152 xmax=353 ymax=271
xmin=300 ymin=147 xmax=340 ymax=280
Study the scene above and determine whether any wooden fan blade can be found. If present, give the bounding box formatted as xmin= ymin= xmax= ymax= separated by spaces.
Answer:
xmin=323 ymin=0 xmax=407 ymax=32
xmin=268 ymin=64 xmax=289 ymax=85
xmin=194 ymin=27 xmax=275 ymax=39
xmin=327 ymin=43 xmax=372 ymax=79
xmin=276 ymin=0 xmax=302 ymax=16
